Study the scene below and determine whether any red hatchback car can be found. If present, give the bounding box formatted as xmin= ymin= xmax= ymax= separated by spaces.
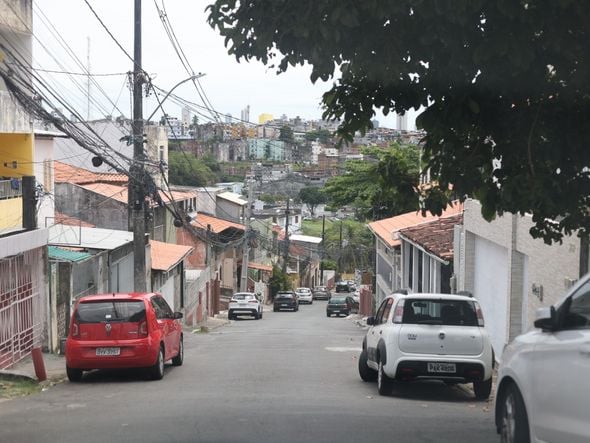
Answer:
xmin=65 ymin=292 xmax=183 ymax=382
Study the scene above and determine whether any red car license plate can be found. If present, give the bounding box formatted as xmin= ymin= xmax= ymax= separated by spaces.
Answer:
xmin=96 ymin=347 xmax=120 ymax=356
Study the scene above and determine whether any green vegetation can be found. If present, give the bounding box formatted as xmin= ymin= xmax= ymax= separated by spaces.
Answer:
xmin=168 ymin=151 xmax=217 ymax=186
xmin=324 ymin=144 xmax=421 ymax=220
xmin=298 ymin=186 xmax=327 ymax=217
xmin=0 ymin=378 xmax=41 ymax=400
xmin=208 ymin=2 xmax=590 ymax=242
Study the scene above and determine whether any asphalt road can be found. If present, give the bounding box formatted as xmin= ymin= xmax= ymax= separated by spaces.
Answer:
xmin=0 ymin=301 xmax=499 ymax=443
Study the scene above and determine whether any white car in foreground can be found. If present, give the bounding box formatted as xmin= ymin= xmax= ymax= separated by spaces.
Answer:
xmin=295 ymin=287 xmax=313 ymax=304
xmin=228 ymin=292 xmax=263 ymax=320
xmin=358 ymin=292 xmax=494 ymax=399
xmin=495 ymin=274 xmax=590 ymax=443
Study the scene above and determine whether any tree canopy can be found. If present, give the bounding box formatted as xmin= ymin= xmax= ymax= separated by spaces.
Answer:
xmin=168 ymin=151 xmax=216 ymax=186
xmin=324 ymin=144 xmax=421 ymax=220
xmin=298 ymin=186 xmax=327 ymax=216
xmin=207 ymin=1 xmax=590 ymax=243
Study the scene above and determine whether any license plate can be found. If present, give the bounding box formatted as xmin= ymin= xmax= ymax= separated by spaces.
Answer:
xmin=427 ymin=362 xmax=456 ymax=373
xmin=96 ymin=347 xmax=120 ymax=356
xmin=239 ymin=303 xmax=247 ymax=307
xmin=281 ymin=304 xmax=288 ymax=307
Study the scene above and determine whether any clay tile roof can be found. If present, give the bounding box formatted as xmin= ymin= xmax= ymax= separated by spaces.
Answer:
xmin=54 ymin=211 xmax=96 ymax=228
xmin=367 ymin=201 xmax=463 ymax=248
xmin=80 ymin=183 xmax=128 ymax=203
xmin=191 ymin=213 xmax=245 ymax=234
xmin=248 ymin=262 xmax=273 ymax=272
xmin=399 ymin=213 xmax=463 ymax=261
xmin=150 ymin=240 xmax=193 ymax=272
xmin=54 ymin=161 xmax=128 ymax=185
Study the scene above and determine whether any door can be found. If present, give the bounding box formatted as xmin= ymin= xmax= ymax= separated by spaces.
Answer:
xmin=366 ymin=298 xmax=394 ymax=364
xmin=532 ymin=282 xmax=590 ymax=443
xmin=151 ymin=296 xmax=180 ymax=360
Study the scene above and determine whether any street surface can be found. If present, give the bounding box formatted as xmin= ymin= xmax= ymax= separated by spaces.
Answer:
xmin=0 ymin=301 xmax=498 ymax=443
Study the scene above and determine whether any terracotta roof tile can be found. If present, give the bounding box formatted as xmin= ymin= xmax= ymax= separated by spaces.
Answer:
xmin=54 ymin=161 xmax=128 ymax=184
xmin=150 ymin=240 xmax=193 ymax=272
xmin=191 ymin=213 xmax=245 ymax=234
xmin=399 ymin=213 xmax=463 ymax=261
xmin=54 ymin=211 xmax=96 ymax=227
xmin=80 ymin=183 xmax=128 ymax=203
xmin=368 ymin=202 xmax=463 ymax=248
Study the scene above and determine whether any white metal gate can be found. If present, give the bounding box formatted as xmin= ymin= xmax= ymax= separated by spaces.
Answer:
xmin=0 ymin=249 xmax=45 ymax=369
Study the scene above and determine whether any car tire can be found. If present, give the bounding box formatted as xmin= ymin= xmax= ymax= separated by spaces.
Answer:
xmin=473 ymin=377 xmax=492 ymax=400
xmin=326 ymin=312 xmax=331 ymax=317
xmin=358 ymin=349 xmax=377 ymax=382
xmin=228 ymin=311 xmax=234 ymax=320
xmin=150 ymin=346 xmax=165 ymax=380
xmin=253 ymin=311 xmax=259 ymax=320
xmin=273 ymin=307 xmax=278 ymax=312
xmin=66 ymin=366 xmax=83 ymax=382
xmin=172 ymin=336 xmax=183 ymax=366
xmin=259 ymin=310 xmax=263 ymax=319
xmin=377 ymin=358 xmax=393 ymax=395
xmin=499 ymin=383 xmax=530 ymax=443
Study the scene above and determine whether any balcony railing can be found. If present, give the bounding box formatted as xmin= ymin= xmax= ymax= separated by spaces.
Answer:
xmin=0 ymin=90 xmax=32 ymax=133
xmin=0 ymin=179 xmax=22 ymax=199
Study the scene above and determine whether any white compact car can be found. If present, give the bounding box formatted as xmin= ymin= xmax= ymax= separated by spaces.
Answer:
xmin=294 ymin=287 xmax=313 ymax=304
xmin=495 ymin=274 xmax=590 ymax=443
xmin=228 ymin=292 xmax=263 ymax=320
xmin=358 ymin=293 xmax=494 ymax=399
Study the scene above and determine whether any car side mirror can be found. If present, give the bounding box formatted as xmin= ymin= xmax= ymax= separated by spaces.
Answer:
xmin=533 ymin=306 xmax=556 ymax=331
xmin=366 ymin=316 xmax=375 ymax=326
xmin=173 ymin=312 xmax=183 ymax=319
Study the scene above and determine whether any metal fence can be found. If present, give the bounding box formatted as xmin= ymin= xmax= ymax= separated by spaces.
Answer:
xmin=0 ymin=250 xmax=45 ymax=369
xmin=0 ymin=179 xmax=22 ymax=200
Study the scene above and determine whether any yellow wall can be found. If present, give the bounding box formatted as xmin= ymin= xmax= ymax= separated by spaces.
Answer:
xmin=0 ymin=133 xmax=34 ymax=177
xmin=258 ymin=113 xmax=273 ymax=124
xmin=0 ymin=197 xmax=22 ymax=230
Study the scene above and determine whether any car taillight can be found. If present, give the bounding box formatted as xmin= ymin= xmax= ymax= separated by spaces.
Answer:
xmin=138 ymin=320 xmax=148 ymax=337
xmin=71 ymin=321 xmax=80 ymax=337
xmin=393 ymin=300 xmax=405 ymax=323
xmin=475 ymin=303 xmax=485 ymax=326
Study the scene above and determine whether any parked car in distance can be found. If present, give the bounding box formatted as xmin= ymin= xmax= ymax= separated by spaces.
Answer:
xmin=495 ymin=274 xmax=590 ymax=443
xmin=312 ymin=286 xmax=331 ymax=300
xmin=358 ymin=293 xmax=494 ymax=399
xmin=228 ymin=292 xmax=263 ymax=320
xmin=335 ymin=281 xmax=351 ymax=293
xmin=326 ymin=295 xmax=359 ymax=317
xmin=273 ymin=291 xmax=299 ymax=312
xmin=294 ymin=287 xmax=313 ymax=304
xmin=65 ymin=292 xmax=183 ymax=382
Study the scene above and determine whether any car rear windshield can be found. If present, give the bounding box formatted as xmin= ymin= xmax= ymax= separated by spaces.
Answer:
xmin=276 ymin=293 xmax=293 ymax=299
xmin=402 ymin=299 xmax=478 ymax=326
xmin=329 ymin=297 xmax=347 ymax=304
xmin=232 ymin=294 xmax=253 ymax=300
xmin=75 ymin=300 xmax=146 ymax=323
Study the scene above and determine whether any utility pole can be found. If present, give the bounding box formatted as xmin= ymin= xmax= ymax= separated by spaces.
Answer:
xmin=338 ymin=220 xmax=343 ymax=276
xmin=239 ymin=179 xmax=255 ymax=292
xmin=129 ymin=0 xmax=147 ymax=292
xmin=282 ymin=199 xmax=290 ymax=273
xmin=320 ymin=215 xmax=325 ymax=285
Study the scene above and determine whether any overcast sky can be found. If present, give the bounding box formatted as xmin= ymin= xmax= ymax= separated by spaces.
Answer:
xmin=32 ymin=0 xmax=415 ymax=129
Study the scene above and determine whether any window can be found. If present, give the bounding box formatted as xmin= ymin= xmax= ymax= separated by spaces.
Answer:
xmin=76 ymin=301 xmax=145 ymax=323
xmin=374 ymin=298 xmax=393 ymax=325
xmin=563 ymin=281 xmax=590 ymax=329
xmin=151 ymin=296 xmax=173 ymax=319
xmin=402 ymin=299 xmax=478 ymax=326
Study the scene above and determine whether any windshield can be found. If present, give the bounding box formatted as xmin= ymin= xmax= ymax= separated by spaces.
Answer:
xmin=75 ymin=301 xmax=146 ymax=323
xmin=402 ymin=299 xmax=478 ymax=326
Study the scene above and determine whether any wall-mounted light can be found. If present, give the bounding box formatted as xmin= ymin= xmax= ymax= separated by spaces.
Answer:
xmin=532 ymin=283 xmax=543 ymax=301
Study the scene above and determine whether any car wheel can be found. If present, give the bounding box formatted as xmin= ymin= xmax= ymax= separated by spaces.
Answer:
xmin=259 ymin=310 xmax=263 ymax=319
xmin=66 ymin=366 xmax=83 ymax=382
xmin=473 ymin=377 xmax=492 ymax=400
xmin=377 ymin=358 xmax=393 ymax=395
xmin=253 ymin=311 xmax=259 ymax=320
xmin=150 ymin=346 xmax=165 ymax=380
xmin=499 ymin=384 xmax=530 ymax=443
xmin=172 ymin=336 xmax=183 ymax=366
xmin=228 ymin=311 xmax=234 ymax=320
xmin=273 ymin=307 xmax=278 ymax=312
xmin=326 ymin=312 xmax=331 ymax=317
xmin=358 ymin=349 xmax=377 ymax=382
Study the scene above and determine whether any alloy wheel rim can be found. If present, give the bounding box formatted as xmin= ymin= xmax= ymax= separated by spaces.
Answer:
xmin=501 ymin=393 xmax=516 ymax=443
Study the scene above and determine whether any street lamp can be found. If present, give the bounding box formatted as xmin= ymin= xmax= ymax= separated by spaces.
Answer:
xmin=146 ymin=73 xmax=206 ymax=123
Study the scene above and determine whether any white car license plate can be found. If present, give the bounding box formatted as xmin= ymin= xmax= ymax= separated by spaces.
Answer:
xmin=281 ymin=303 xmax=288 ymax=307
xmin=239 ymin=303 xmax=247 ymax=307
xmin=427 ymin=362 xmax=456 ymax=373
xmin=96 ymin=347 xmax=120 ymax=356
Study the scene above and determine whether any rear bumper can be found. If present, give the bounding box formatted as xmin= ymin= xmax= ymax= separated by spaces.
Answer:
xmin=229 ymin=309 xmax=258 ymax=315
xmin=394 ymin=360 xmax=487 ymax=382
xmin=274 ymin=304 xmax=297 ymax=310
xmin=65 ymin=338 xmax=158 ymax=370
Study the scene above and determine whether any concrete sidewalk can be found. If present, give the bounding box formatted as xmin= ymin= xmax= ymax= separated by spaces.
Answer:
xmin=0 ymin=315 xmax=231 ymax=384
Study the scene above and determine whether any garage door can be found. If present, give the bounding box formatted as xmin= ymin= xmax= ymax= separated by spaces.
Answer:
xmin=474 ymin=236 xmax=509 ymax=356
